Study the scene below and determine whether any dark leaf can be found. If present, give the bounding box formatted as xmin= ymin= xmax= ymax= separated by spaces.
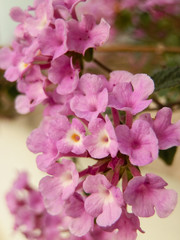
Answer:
xmin=159 ymin=146 xmax=177 ymax=165
xmin=84 ymin=48 xmax=93 ymax=62
xmin=152 ymin=66 xmax=180 ymax=91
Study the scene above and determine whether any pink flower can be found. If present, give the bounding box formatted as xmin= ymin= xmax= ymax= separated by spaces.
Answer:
xmin=108 ymin=70 xmax=133 ymax=90
xmin=6 ymin=172 xmax=62 ymax=240
xmin=104 ymin=208 xmax=143 ymax=240
xmin=69 ymin=225 xmax=114 ymax=240
xmin=124 ymin=173 xmax=178 ymax=218
xmin=38 ymin=18 xmax=68 ymax=59
xmin=67 ymin=14 xmax=110 ymax=54
xmin=115 ymin=209 xmax=143 ymax=240
xmin=48 ymin=55 xmax=80 ymax=95
xmin=108 ymin=71 xmax=154 ymax=115
xmin=10 ymin=6 xmax=30 ymax=23
xmin=15 ymin=96 xmax=31 ymax=114
xmin=70 ymin=73 xmax=108 ymax=121
xmin=76 ymin=0 xmax=117 ymax=24
xmin=116 ymin=119 xmax=158 ymax=166
xmin=83 ymin=174 xmax=124 ymax=227
xmin=15 ymin=83 xmax=47 ymax=114
xmin=10 ymin=7 xmax=32 ymax=38
xmin=11 ymin=0 xmax=54 ymax=37
xmin=39 ymin=159 xmax=79 ymax=215
xmin=84 ymin=115 xmax=118 ymax=158
xmin=65 ymin=193 xmax=94 ymax=237
xmin=53 ymin=0 xmax=86 ymax=19
xmin=141 ymin=107 xmax=180 ymax=150
xmin=13 ymin=172 xmax=29 ymax=190
xmin=0 ymin=42 xmax=31 ymax=82
xmin=6 ymin=172 xmax=30 ymax=214
xmin=27 ymin=190 xmax=45 ymax=214
xmin=15 ymin=65 xmax=47 ymax=114
xmin=0 ymin=47 xmax=14 ymax=70
xmin=27 ymin=0 xmax=54 ymax=35
xmin=44 ymin=90 xmax=74 ymax=116
xmin=53 ymin=0 xmax=83 ymax=10
xmin=26 ymin=114 xmax=68 ymax=171
xmin=56 ymin=117 xmax=86 ymax=155
xmin=27 ymin=114 xmax=86 ymax=171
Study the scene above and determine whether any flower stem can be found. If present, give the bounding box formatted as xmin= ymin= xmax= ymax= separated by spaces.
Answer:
xmin=125 ymin=111 xmax=133 ymax=128
xmin=93 ymin=58 xmax=112 ymax=73
xmin=111 ymin=108 xmax=120 ymax=127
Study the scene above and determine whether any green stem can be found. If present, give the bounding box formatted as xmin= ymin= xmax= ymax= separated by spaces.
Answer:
xmin=93 ymin=58 xmax=112 ymax=73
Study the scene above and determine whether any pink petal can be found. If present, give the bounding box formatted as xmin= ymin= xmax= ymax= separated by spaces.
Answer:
xmin=97 ymin=201 xmax=122 ymax=227
xmin=84 ymin=193 xmax=104 ymax=217
xmin=69 ymin=211 xmax=93 ymax=237
xmin=153 ymin=189 xmax=178 ymax=218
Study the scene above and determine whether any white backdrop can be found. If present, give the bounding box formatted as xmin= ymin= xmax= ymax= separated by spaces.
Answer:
xmin=0 ymin=0 xmax=33 ymax=45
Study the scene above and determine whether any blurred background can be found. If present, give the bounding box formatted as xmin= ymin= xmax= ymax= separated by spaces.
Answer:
xmin=0 ymin=0 xmax=180 ymax=239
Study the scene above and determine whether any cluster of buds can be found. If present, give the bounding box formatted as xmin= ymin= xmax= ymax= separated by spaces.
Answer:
xmin=0 ymin=0 xmax=179 ymax=240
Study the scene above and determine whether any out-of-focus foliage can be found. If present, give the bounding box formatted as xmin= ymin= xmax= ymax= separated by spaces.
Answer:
xmin=0 ymin=70 xmax=18 ymax=117
xmin=115 ymin=9 xmax=180 ymax=45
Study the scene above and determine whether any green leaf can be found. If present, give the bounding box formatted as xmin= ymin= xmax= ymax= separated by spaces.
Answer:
xmin=159 ymin=146 xmax=177 ymax=165
xmin=139 ymin=12 xmax=151 ymax=27
xmin=84 ymin=48 xmax=93 ymax=62
xmin=115 ymin=10 xmax=132 ymax=30
xmin=152 ymin=66 xmax=180 ymax=92
xmin=126 ymin=168 xmax=133 ymax=181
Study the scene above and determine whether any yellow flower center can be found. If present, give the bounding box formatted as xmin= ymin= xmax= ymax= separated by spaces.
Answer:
xmin=71 ymin=133 xmax=80 ymax=142
xmin=18 ymin=62 xmax=30 ymax=72
xmin=101 ymin=135 xmax=109 ymax=143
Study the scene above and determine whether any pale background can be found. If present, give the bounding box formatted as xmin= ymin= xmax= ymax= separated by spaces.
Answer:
xmin=0 ymin=1 xmax=180 ymax=239
xmin=0 ymin=0 xmax=33 ymax=46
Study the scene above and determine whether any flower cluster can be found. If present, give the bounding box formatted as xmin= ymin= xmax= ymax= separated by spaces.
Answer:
xmin=0 ymin=0 xmax=110 ymax=114
xmin=6 ymin=172 xmax=62 ymax=240
xmin=25 ymin=70 xmax=179 ymax=239
xmin=1 ymin=0 xmax=179 ymax=240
